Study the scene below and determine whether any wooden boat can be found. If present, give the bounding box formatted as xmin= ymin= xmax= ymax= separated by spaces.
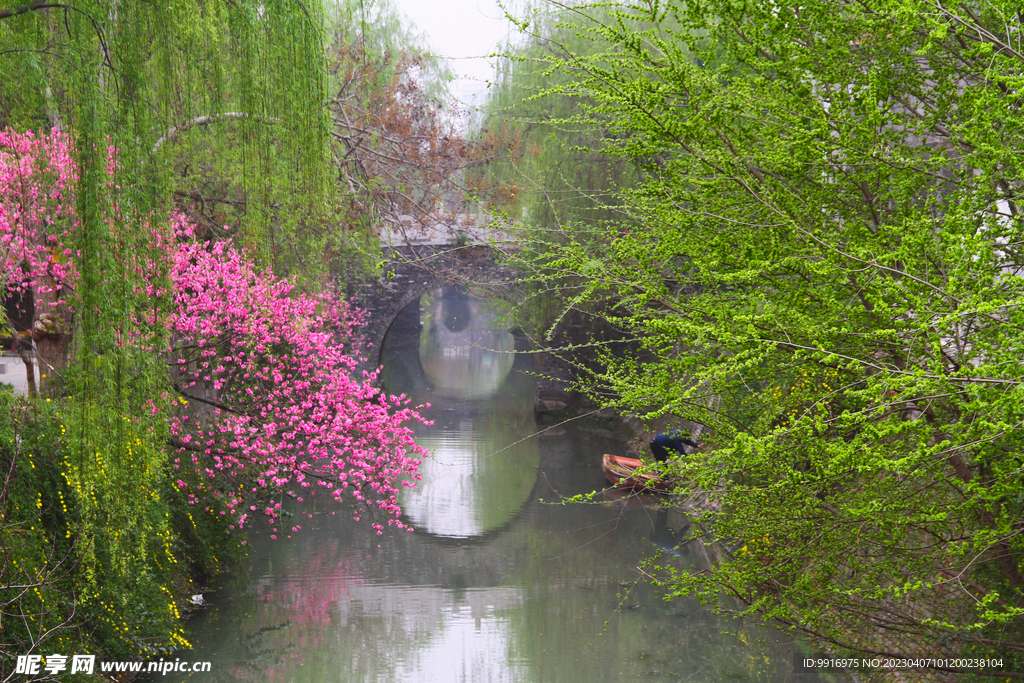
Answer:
xmin=602 ymin=454 xmax=671 ymax=493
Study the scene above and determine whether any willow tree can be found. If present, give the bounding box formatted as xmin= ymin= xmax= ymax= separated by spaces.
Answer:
xmin=0 ymin=0 xmax=335 ymax=664
xmin=469 ymin=4 xmax=652 ymax=353
xmin=472 ymin=3 xmax=641 ymax=229
xmin=495 ymin=0 xmax=1024 ymax=674
xmin=1 ymin=0 xmax=332 ymax=369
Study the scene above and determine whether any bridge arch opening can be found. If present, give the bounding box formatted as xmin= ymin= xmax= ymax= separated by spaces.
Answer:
xmin=379 ymin=287 xmax=539 ymax=539
xmin=348 ymin=244 xmax=518 ymax=375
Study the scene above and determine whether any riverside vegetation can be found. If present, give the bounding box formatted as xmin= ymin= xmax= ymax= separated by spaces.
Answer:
xmin=473 ymin=0 xmax=1024 ymax=677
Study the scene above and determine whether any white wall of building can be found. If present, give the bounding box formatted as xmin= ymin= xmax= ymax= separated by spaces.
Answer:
xmin=0 ymin=354 xmax=31 ymax=395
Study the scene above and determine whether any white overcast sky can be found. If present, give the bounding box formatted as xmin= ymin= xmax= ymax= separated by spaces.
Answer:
xmin=389 ymin=0 xmax=516 ymax=107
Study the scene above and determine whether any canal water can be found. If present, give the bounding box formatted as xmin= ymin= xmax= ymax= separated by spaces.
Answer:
xmin=173 ymin=289 xmax=828 ymax=682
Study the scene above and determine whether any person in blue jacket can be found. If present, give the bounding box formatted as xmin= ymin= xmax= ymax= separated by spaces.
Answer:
xmin=650 ymin=429 xmax=700 ymax=462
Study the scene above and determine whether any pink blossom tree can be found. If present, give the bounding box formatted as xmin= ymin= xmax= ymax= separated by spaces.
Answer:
xmin=162 ymin=220 xmax=428 ymax=535
xmin=2 ymin=128 xmax=427 ymax=535
xmin=0 ymin=129 xmax=75 ymax=285
xmin=0 ymin=129 xmax=78 ymax=392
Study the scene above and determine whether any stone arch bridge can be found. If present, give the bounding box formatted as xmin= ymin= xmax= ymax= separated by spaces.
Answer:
xmin=346 ymin=243 xmax=519 ymax=374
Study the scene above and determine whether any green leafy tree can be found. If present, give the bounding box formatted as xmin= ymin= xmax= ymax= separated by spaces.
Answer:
xmin=493 ymin=0 xmax=1024 ymax=673
xmin=471 ymin=3 xmax=651 ymax=350
xmin=472 ymin=2 xmax=641 ymax=228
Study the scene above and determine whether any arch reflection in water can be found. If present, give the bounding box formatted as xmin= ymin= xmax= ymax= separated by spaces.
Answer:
xmin=391 ymin=288 xmax=538 ymax=538
xmin=402 ymin=429 xmax=538 ymax=538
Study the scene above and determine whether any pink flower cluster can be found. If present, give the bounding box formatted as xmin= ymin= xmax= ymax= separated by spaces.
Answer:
xmin=0 ymin=129 xmax=77 ymax=302
xmin=1 ymin=128 xmax=428 ymax=536
xmin=162 ymin=220 xmax=427 ymax=534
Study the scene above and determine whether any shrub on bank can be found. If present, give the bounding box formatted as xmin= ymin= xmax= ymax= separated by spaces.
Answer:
xmin=0 ymin=392 xmax=238 ymax=670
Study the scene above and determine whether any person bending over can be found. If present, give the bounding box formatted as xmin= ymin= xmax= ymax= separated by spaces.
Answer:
xmin=650 ymin=429 xmax=700 ymax=463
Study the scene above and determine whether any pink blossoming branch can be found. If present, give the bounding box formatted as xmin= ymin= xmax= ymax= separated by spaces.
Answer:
xmin=1 ymin=128 xmax=429 ymax=536
xmin=0 ymin=129 xmax=78 ymax=310
xmin=161 ymin=220 xmax=429 ymax=535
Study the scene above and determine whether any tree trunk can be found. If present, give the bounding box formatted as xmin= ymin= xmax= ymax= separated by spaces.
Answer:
xmin=31 ymin=277 xmax=70 ymax=394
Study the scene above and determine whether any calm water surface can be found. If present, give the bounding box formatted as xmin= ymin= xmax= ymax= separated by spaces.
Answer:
xmin=173 ymin=289 xmax=827 ymax=683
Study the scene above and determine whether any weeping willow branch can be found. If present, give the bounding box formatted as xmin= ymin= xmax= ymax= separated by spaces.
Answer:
xmin=0 ymin=2 xmax=111 ymax=74
xmin=152 ymin=112 xmax=282 ymax=153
